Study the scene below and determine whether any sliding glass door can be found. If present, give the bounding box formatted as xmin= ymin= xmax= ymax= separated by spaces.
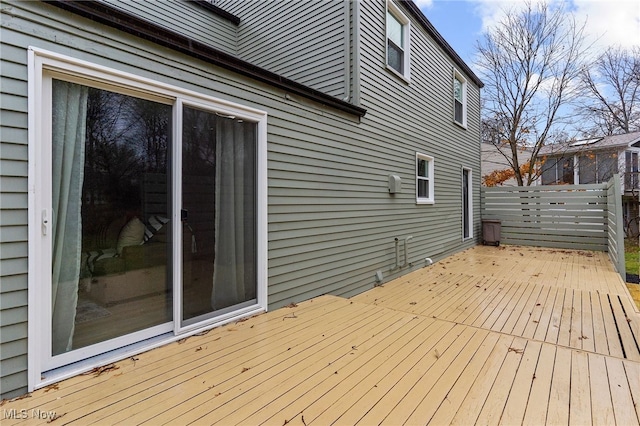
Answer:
xmin=50 ymin=79 xmax=173 ymax=360
xmin=180 ymin=106 xmax=257 ymax=327
xmin=38 ymin=60 xmax=265 ymax=375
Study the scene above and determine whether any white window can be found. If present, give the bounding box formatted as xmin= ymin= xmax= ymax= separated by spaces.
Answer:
xmin=28 ymin=48 xmax=267 ymax=390
xmin=386 ymin=1 xmax=410 ymax=80
xmin=416 ymin=153 xmax=434 ymax=204
xmin=453 ymin=70 xmax=467 ymax=127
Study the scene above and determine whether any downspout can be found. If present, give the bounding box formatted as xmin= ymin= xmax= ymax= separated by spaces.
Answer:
xmin=342 ymin=0 xmax=351 ymax=101
xmin=350 ymin=0 xmax=361 ymax=105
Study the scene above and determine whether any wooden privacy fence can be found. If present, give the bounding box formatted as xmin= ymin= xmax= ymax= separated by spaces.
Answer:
xmin=481 ymin=175 xmax=626 ymax=278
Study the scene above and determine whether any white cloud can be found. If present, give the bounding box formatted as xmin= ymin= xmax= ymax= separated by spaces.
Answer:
xmin=572 ymin=0 xmax=640 ymax=50
xmin=413 ymin=0 xmax=434 ymax=8
xmin=470 ymin=0 xmax=640 ymax=53
xmin=470 ymin=0 xmax=529 ymax=32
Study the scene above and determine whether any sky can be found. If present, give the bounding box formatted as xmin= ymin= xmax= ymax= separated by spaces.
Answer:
xmin=418 ymin=0 xmax=640 ymax=76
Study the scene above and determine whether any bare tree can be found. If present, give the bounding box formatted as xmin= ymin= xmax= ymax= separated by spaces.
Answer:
xmin=578 ymin=46 xmax=640 ymax=137
xmin=477 ymin=1 xmax=590 ymax=186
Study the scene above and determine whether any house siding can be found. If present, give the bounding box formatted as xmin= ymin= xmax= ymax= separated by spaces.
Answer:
xmin=218 ymin=0 xmax=350 ymax=99
xmin=355 ymin=0 xmax=482 ymax=258
xmin=0 ymin=0 xmax=480 ymax=398
xmin=99 ymin=0 xmax=238 ymax=55
xmin=1 ymin=3 xmax=30 ymax=396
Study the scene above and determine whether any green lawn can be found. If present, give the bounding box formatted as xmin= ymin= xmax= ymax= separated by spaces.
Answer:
xmin=625 ymin=238 xmax=639 ymax=276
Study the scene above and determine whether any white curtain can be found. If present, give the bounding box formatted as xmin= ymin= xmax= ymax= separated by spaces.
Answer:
xmin=211 ymin=117 xmax=256 ymax=309
xmin=51 ymin=80 xmax=88 ymax=355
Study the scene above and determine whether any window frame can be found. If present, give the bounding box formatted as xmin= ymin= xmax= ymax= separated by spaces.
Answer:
xmin=416 ymin=153 xmax=435 ymax=204
xmin=386 ymin=0 xmax=411 ymax=82
xmin=453 ymin=69 xmax=467 ymax=128
xmin=27 ymin=47 xmax=268 ymax=392
xmin=462 ymin=167 xmax=473 ymax=240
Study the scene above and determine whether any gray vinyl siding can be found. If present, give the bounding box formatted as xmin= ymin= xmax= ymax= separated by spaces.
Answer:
xmin=352 ymin=0 xmax=482 ymax=268
xmin=99 ymin=0 xmax=238 ymax=55
xmin=1 ymin=8 xmax=30 ymax=395
xmin=218 ymin=0 xmax=349 ymax=99
xmin=0 ymin=0 xmax=480 ymax=398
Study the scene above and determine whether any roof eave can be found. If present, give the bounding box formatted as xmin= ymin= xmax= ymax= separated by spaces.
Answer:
xmin=44 ymin=0 xmax=367 ymax=118
xmin=189 ymin=0 xmax=241 ymax=26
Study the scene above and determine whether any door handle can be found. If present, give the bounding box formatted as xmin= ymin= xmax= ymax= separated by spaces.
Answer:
xmin=42 ymin=209 xmax=49 ymax=236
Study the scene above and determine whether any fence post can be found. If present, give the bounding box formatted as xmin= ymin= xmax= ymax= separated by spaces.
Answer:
xmin=611 ymin=174 xmax=626 ymax=279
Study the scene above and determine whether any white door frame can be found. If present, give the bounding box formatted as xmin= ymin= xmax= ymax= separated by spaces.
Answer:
xmin=27 ymin=47 xmax=268 ymax=391
xmin=462 ymin=167 xmax=473 ymax=240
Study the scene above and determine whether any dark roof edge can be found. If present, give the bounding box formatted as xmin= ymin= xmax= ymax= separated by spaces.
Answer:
xmin=44 ymin=1 xmax=367 ymax=118
xmin=188 ymin=0 xmax=241 ymax=26
xmin=400 ymin=0 xmax=484 ymax=88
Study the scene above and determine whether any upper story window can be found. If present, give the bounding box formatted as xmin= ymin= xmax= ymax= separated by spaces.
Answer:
xmin=416 ymin=153 xmax=434 ymax=204
xmin=454 ymin=70 xmax=467 ymax=127
xmin=386 ymin=1 xmax=410 ymax=80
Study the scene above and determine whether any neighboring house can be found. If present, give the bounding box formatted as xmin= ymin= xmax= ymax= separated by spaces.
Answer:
xmin=0 ymin=0 xmax=482 ymax=398
xmin=481 ymin=142 xmax=533 ymax=186
xmin=538 ymin=131 xmax=640 ymax=235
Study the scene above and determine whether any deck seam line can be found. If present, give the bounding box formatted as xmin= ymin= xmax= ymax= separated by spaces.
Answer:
xmin=350 ymin=299 xmax=640 ymax=365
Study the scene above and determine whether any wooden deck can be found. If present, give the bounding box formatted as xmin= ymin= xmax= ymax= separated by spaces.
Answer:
xmin=3 ymin=245 xmax=640 ymax=425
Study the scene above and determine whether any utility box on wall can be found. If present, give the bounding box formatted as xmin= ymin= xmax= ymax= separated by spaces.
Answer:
xmin=388 ymin=174 xmax=401 ymax=193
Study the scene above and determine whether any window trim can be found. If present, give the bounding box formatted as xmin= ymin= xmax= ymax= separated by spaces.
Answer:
xmin=386 ymin=0 xmax=411 ymax=82
xmin=416 ymin=153 xmax=435 ymax=204
xmin=27 ymin=47 xmax=268 ymax=392
xmin=453 ymin=69 xmax=467 ymax=128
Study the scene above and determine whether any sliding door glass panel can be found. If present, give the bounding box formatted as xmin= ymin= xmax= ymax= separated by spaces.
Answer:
xmin=598 ymin=152 xmax=617 ymax=183
xmin=579 ymin=155 xmax=596 ymax=184
xmin=181 ymin=107 xmax=257 ymax=325
xmin=51 ymin=79 xmax=172 ymax=356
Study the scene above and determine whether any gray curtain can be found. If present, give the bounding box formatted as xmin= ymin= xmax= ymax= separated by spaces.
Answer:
xmin=51 ymin=80 xmax=88 ymax=355
xmin=211 ymin=117 xmax=256 ymax=309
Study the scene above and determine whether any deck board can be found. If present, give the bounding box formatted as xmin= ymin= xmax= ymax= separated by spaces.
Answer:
xmin=546 ymin=346 xmax=572 ymax=425
xmin=474 ymin=337 xmax=528 ymax=425
xmin=358 ymin=325 xmax=478 ymax=425
xmin=607 ymin=357 xmax=639 ymax=425
xmin=581 ymin=290 xmax=596 ymax=352
xmin=3 ymin=245 xmax=639 ymax=425
xmin=532 ymin=285 xmax=560 ymax=342
xmin=624 ymin=360 xmax=640 ymax=421
xmin=425 ymin=332 xmax=502 ymax=425
xmin=588 ymin=353 xmax=616 ymax=425
xmin=322 ymin=320 xmax=457 ymax=425
xmin=499 ymin=340 xmax=542 ymax=425
xmin=569 ymin=350 xmax=592 ymax=425
xmin=521 ymin=343 xmax=555 ymax=425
